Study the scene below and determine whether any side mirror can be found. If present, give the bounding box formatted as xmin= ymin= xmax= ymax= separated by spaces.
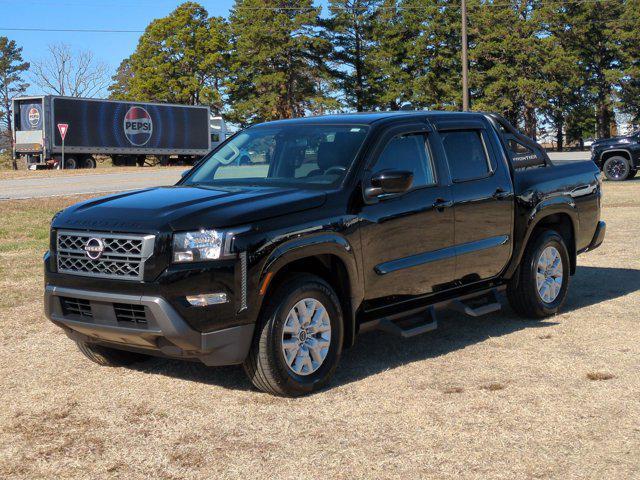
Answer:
xmin=365 ymin=170 xmax=414 ymax=199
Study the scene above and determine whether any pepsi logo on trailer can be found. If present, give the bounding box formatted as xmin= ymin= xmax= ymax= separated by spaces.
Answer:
xmin=124 ymin=106 xmax=153 ymax=146
xmin=28 ymin=107 xmax=41 ymax=127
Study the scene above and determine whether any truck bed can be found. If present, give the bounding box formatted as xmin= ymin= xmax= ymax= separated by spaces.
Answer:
xmin=512 ymin=160 xmax=601 ymax=259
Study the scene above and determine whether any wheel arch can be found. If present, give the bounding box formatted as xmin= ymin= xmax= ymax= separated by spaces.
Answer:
xmin=508 ymin=200 xmax=578 ymax=280
xmin=531 ymin=212 xmax=577 ymax=274
xmin=599 ymin=149 xmax=631 ymax=166
xmin=257 ymin=234 xmax=362 ymax=348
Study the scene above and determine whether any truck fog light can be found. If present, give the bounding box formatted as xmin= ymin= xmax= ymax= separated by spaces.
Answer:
xmin=186 ymin=293 xmax=228 ymax=307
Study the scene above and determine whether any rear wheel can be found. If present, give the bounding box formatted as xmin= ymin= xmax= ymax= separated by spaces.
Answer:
xmin=507 ymin=230 xmax=570 ymax=319
xmin=603 ymin=155 xmax=631 ymax=181
xmin=243 ymin=274 xmax=343 ymax=396
xmin=83 ymin=157 xmax=97 ymax=169
xmin=76 ymin=341 xmax=148 ymax=367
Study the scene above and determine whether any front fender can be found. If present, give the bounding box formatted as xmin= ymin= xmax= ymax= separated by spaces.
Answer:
xmin=257 ymin=232 xmax=363 ymax=344
xmin=261 ymin=233 xmax=362 ymax=302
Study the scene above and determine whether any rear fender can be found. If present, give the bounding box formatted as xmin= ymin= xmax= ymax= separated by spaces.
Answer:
xmin=506 ymin=196 xmax=579 ymax=278
xmin=598 ymin=148 xmax=632 ymax=167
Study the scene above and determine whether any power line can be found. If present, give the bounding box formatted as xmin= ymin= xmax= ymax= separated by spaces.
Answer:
xmin=0 ymin=27 xmax=143 ymax=33
xmin=0 ymin=0 xmax=620 ymax=10
xmin=0 ymin=0 xmax=628 ymax=35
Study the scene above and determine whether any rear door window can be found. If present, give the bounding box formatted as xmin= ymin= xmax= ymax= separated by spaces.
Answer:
xmin=441 ymin=130 xmax=492 ymax=182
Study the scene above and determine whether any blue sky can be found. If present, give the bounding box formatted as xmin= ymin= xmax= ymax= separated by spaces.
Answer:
xmin=0 ymin=0 xmax=328 ymax=95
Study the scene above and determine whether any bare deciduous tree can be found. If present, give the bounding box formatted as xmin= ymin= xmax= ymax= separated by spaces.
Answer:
xmin=31 ymin=43 xmax=109 ymax=98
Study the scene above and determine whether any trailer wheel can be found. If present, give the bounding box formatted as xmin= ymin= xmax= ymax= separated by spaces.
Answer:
xmin=83 ymin=157 xmax=97 ymax=169
xmin=59 ymin=157 xmax=77 ymax=170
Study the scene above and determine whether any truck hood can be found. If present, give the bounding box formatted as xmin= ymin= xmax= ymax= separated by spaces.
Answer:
xmin=592 ymin=135 xmax=635 ymax=148
xmin=53 ymin=185 xmax=327 ymax=233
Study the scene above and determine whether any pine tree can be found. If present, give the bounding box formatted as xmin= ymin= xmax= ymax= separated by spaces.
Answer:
xmin=108 ymin=58 xmax=134 ymax=101
xmin=109 ymin=2 xmax=229 ymax=113
xmin=469 ymin=1 xmax=548 ymax=139
xmin=618 ymin=0 xmax=640 ymax=125
xmin=538 ymin=34 xmax=583 ymax=150
xmin=321 ymin=0 xmax=380 ymax=111
xmin=546 ymin=0 xmax=624 ymax=139
xmin=402 ymin=0 xmax=464 ymax=110
xmin=227 ymin=0 xmax=337 ymax=125
xmin=0 ymin=36 xmax=29 ymax=170
xmin=368 ymin=0 xmax=413 ymax=110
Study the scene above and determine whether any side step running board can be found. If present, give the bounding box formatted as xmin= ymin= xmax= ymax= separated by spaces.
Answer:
xmin=450 ymin=288 xmax=502 ymax=317
xmin=364 ymin=287 xmax=504 ymax=339
xmin=377 ymin=306 xmax=437 ymax=338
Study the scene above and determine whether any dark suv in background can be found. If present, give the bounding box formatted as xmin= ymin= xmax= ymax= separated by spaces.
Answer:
xmin=591 ymin=131 xmax=640 ymax=181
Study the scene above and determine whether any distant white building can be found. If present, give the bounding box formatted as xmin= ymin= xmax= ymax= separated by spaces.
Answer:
xmin=210 ymin=116 xmax=229 ymax=148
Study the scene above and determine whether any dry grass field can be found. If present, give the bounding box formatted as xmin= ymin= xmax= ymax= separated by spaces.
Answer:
xmin=0 ymin=166 xmax=185 ymax=182
xmin=0 ymin=182 xmax=639 ymax=479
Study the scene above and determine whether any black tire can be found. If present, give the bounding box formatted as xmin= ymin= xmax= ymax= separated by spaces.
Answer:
xmin=243 ymin=274 xmax=344 ymax=397
xmin=76 ymin=341 xmax=148 ymax=367
xmin=507 ymin=230 xmax=570 ymax=319
xmin=603 ymin=155 xmax=630 ymax=181
xmin=65 ymin=157 xmax=77 ymax=170
xmin=83 ymin=157 xmax=97 ymax=169
xmin=629 ymin=169 xmax=638 ymax=179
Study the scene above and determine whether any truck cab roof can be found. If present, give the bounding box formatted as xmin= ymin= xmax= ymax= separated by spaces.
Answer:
xmin=262 ymin=110 xmax=488 ymax=127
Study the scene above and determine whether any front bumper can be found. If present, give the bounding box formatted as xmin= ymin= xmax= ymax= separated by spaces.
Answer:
xmin=45 ymin=285 xmax=254 ymax=366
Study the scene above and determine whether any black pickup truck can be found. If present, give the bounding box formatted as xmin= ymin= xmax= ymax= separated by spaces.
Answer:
xmin=590 ymin=131 xmax=640 ymax=181
xmin=44 ymin=111 xmax=605 ymax=396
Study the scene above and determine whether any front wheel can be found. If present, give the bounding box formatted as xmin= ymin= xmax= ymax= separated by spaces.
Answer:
xmin=507 ymin=230 xmax=570 ymax=319
xmin=243 ymin=274 xmax=344 ymax=396
xmin=603 ymin=156 xmax=631 ymax=181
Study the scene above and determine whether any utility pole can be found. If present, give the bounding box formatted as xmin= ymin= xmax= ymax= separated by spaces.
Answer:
xmin=461 ymin=0 xmax=469 ymax=111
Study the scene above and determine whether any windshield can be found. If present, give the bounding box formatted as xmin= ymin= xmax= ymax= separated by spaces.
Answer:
xmin=184 ymin=124 xmax=369 ymax=188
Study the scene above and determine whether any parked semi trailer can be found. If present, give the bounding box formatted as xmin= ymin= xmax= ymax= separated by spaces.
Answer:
xmin=12 ymin=95 xmax=226 ymax=169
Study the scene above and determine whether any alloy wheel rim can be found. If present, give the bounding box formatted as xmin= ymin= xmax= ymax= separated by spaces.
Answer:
xmin=281 ymin=298 xmax=332 ymax=376
xmin=607 ymin=159 xmax=627 ymax=179
xmin=536 ymin=246 xmax=563 ymax=303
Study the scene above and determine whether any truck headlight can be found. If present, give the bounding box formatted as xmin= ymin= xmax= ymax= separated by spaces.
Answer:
xmin=173 ymin=229 xmax=229 ymax=263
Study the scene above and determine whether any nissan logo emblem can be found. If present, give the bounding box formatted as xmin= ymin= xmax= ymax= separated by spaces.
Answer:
xmin=84 ymin=237 xmax=105 ymax=260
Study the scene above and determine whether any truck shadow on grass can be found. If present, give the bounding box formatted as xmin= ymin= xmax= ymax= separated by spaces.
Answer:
xmin=129 ymin=265 xmax=640 ymax=392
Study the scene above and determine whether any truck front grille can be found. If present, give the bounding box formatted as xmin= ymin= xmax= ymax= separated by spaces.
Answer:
xmin=56 ymin=230 xmax=155 ymax=281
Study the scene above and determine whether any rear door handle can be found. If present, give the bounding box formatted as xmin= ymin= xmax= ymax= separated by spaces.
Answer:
xmin=432 ymin=198 xmax=453 ymax=212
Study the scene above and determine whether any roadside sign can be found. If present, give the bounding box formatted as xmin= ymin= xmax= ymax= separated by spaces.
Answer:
xmin=57 ymin=123 xmax=69 ymax=169
xmin=57 ymin=123 xmax=69 ymax=140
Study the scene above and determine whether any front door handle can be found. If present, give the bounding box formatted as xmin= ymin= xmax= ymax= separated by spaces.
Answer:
xmin=432 ymin=198 xmax=453 ymax=212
